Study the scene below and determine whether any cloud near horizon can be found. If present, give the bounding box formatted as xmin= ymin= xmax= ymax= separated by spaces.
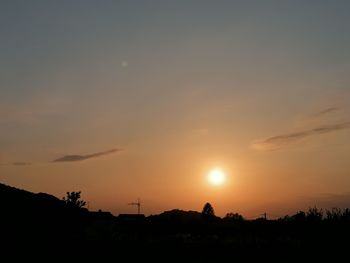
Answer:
xmin=53 ymin=149 xmax=122 ymax=162
xmin=253 ymin=122 xmax=350 ymax=151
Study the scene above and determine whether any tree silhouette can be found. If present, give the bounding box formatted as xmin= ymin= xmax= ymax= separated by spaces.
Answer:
xmin=62 ymin=191 xmax=86 ymax=209
xmin=326 ymin=208 xmax=342 ymax=221
xmin=306 ymin=207 xmax=323 ymax=221
xmin=291 ymin=211 xmax=306 ymax=221
xmin=224 ymin=212 xmax=244 ymax=221
xmin=201 ymin=202 xmax=215 ymax=219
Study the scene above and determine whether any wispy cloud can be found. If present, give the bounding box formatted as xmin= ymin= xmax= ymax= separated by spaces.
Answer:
xmin=310 ymin=107 xmax=339 ymax=118
xmin=253 ymin=122 xmax=350 ymax=151
xmin=12 ymin=162 xmax=31 ymax=166
xmin=53 ymin=149 xmax=121 ymax=162
xmin=0 ymin=162 xmax=32 ymax=166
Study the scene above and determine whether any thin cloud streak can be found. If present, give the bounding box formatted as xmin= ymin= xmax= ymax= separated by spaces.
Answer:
xmin=253 ymin=122 xmax=350 ymax=150
xmin=0 ymin=162 xmax=32 ymax=166
xmin=311 ymin=107 xmax=339 ymax=118
xmin=53 ymin=149 xmax=122 ymax=162
xmin=12 ymin=162 xmax=31 ymax=166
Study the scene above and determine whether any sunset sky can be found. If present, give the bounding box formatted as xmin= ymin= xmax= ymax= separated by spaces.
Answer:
xmin=1 ymin=1 xmax=350 ymax=218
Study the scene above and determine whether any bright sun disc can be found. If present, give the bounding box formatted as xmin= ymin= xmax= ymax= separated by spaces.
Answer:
xmin=208 ymin=168 xmax=226 ymax=186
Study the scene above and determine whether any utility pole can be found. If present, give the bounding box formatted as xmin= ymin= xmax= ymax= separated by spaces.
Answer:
xmin=128 ymin=198 xmax=141 ymax=214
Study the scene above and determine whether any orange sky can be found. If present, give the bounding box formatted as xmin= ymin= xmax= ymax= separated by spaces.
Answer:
xmin=1 ymin=1 xmax=350 ymax=217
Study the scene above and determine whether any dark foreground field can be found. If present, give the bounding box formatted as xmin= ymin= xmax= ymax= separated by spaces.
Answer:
xmin=1 ymin=183 xmax=349 ymax=261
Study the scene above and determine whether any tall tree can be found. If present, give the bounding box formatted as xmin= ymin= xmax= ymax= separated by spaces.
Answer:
xmin=63 ymin=191 xmax=86 ymax=209
xmin=201 ymin=202 xmax=215 ymax=219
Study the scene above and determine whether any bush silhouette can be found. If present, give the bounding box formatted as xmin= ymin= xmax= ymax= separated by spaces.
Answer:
xmin=62 ymin=191 xmax=86 ymax=209
xmin=224 ymin=212 xmax=244 ymax=221
xmin=326 ymin=208 xmax=342 ymax=221
xmin=306 ymin=207 xmax=323 ymax=221
xmin=342 ymin=208 xmax=350 ymax=220
xmin=291 ymin=211 xmax=306 ymax=222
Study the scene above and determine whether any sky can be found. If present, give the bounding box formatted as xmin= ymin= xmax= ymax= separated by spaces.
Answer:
xmin=1 ymin=0 xmax=350 ymax=218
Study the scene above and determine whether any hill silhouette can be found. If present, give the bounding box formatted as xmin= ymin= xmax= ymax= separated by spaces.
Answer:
xmin=0 ymin=183 xmax=89 ymax=260
xmin=150 ymin=209 xmax=202 ymax=222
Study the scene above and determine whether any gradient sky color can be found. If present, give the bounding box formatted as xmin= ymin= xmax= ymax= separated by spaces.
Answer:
xmin=1 ymin=1 xmax=350 ymax=217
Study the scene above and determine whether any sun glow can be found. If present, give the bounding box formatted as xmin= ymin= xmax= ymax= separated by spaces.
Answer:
xmin=207 ymin=168 xmax=226 ymax=186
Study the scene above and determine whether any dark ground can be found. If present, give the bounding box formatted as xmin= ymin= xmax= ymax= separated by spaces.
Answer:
xmin=1 ymin=183 xmax=349 ymax=261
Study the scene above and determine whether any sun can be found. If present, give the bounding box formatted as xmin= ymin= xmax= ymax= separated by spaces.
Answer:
xmin=207 ymin=168 xmax=226 ymax=186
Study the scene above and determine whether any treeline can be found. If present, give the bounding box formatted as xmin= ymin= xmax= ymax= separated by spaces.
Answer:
xmin=200 ymin=202 xmax=350 ymax=222
xmin=222 ymin=207 xmax=350 ymax=222
xmin=279 ymin=207 xmax=350 ymax=222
